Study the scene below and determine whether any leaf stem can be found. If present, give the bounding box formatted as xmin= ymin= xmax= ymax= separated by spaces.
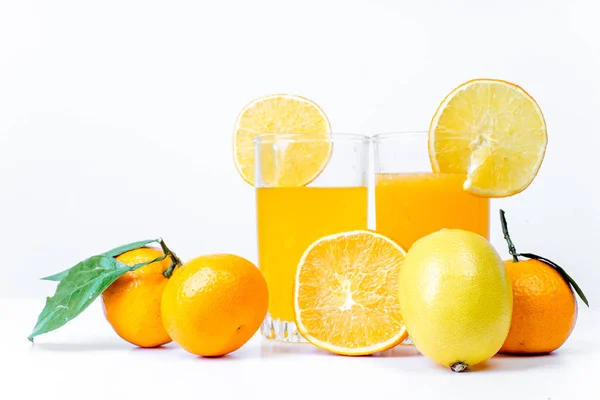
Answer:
xmin=498 ymin=210 xmax=589 ymax=307
xmin=128 ymin=254 xmax=169 ymax=272
xmin=500 ymin=209 xmax=519 ymax=262
xmin=159 ymin=238 xmax=183 ymax=278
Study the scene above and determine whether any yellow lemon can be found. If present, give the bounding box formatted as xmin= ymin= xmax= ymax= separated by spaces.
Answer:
xmin=398 ymin=229 xmax=512 ymax=372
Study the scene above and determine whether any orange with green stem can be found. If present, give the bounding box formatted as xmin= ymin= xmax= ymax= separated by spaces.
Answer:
xmin=499 ymin=210 xmax=588 ymax=354
xmin=28 ymin=238 xmax=182 ymax=345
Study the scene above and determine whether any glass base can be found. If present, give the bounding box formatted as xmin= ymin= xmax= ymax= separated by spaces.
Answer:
xmin=259 ymin=312 xmax=413 ymax=346
xmin=260 ymin=313 xmax=307 ymax=343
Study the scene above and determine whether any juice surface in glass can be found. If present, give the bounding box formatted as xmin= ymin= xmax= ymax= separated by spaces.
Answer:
xmin=375 ymin=172 xmax=489 ymax=250
xmin=256 ymin=186 xmax=368 ymax=322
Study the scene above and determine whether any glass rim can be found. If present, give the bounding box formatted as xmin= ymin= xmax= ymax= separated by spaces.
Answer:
xmin=372 ymin=131 xmax=428 ymax=142
xmin=253 ymin=133 xmax=369 ymax=144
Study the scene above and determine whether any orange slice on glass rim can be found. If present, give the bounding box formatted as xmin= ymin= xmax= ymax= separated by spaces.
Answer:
xmin=294 ymin=230 xmax=408 ymax=355
xmin=233 ymin=94 xmax=331 ymax=186
xmin=429 ymin=79 xmax=548 ymax=197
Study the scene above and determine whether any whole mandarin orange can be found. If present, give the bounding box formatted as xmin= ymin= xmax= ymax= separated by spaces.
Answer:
xmin=500 ymin=258 xmax=577 ymax=354
xmin=161 ymin=254 xmax=268 ymax=357
xmin=102 ymin=247 xmax=172 ymax=348
xmin=498 ymin=210 xmax=587 ymax=355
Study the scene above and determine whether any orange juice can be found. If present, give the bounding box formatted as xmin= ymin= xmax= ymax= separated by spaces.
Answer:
xmin=256 ymin=186 xmax=368 ymax=322
xmin=375 ymin=173 xmax=489 ymax=250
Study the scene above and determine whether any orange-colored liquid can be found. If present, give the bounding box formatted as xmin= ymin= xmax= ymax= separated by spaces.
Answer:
xmin=256 ymin=186 xmax=368 ymax=321
xmin=375 ymin=173 xmax=489 ymax=250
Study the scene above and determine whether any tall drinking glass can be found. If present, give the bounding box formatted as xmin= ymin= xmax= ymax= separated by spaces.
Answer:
xmin=373 ymin=132 xmax=490 ymax=251
xmin=255 ymin=133 xmax=369 ymax=342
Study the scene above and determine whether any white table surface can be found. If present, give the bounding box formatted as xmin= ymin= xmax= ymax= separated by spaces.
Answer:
xmin=2 ymin=298 xmax=598 ymax=400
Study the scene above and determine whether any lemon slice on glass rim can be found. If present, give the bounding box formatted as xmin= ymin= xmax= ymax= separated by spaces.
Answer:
xmin=429 ymin=79 xmax=548 ymax=197
xmin=233 ymin=94 xmax=331 ymax=187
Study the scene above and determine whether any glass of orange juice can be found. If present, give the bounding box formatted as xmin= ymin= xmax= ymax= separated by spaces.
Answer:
xmin=373 ymin=132 xmax=490 ymax=251
xmin=254 ymin=133 xmax=369 ymax=342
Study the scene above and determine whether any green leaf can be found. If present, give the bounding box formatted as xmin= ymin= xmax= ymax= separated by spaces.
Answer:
xmin=29 ymin=252 xmax=169 ymax=341
xmin=28 ymin=255 xmax=132 ymax=341
xmin=101 ymin=238 xmax=160 ymax=258
xmin=40 ymin=269 xmax=71 ymax=282
xmin=41 ymin=239 xmax=160 ymax=282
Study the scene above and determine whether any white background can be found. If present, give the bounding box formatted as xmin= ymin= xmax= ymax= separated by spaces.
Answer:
xmin=1 ymin=0 xmax=599 ymax=306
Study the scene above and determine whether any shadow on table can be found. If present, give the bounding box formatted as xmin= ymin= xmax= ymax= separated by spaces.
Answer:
xmin=356 ymin=347 xmax=564 ymax=373
xmin=259 ymin=341 xmax=327 ymax=357
xmin=258 ymin=341 xmax=422 ymax=358
xmin=463 ymin=352 xmax=560 ymax=373
xmin=30 ymin=340 xmax=174 ymax=353
xmin=372 ymin=344 xmax=422 ymax=358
